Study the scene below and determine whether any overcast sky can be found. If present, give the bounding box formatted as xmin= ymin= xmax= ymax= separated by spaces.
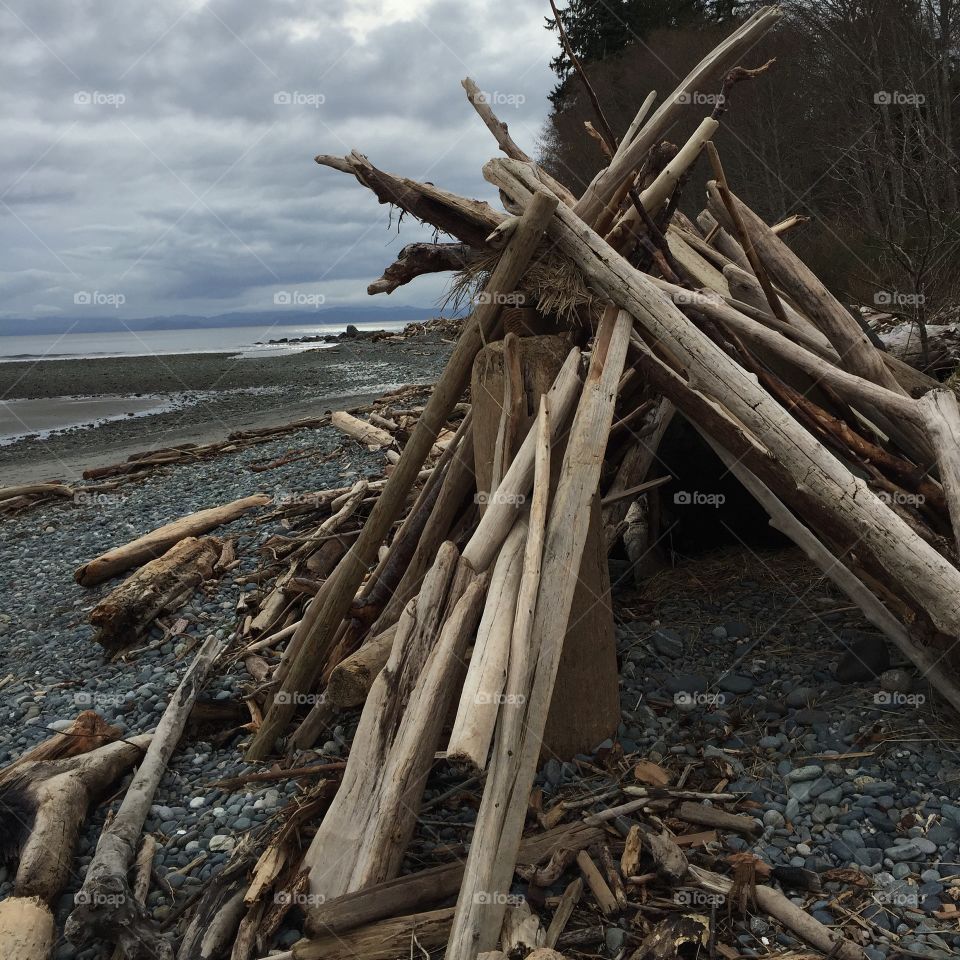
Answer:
xmin=0 ymin=0 xmax=560 ymax=323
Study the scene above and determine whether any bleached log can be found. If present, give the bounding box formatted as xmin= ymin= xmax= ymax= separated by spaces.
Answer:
xmin=490 ymin=332 xmax=524 ymax=492
xmin=447 ymin=516 xmax=528 ymax=770
xmin=0 ymin=710 xmax=121 ymax=787
xmin=307 ymin=823 xmax=604 ymax=937
xmin=10 ymin=735 xmax=151 ymax=906
xmin=701 ymin=429 xmax=960 ymax=714
xmin=304 ymin=544 xmax=487 ymax=904
xmin=316 ymin=151 xmax=505 ymax=248
xmin=462 ymin=347 xmax=582 ymax=572
xmin=367 ymin=242 xmax=469 ymax=296
xmin=366 ymin=424 xmax=477 ymax=636
xmin=697 ymin=210 xmax=751 ymax=271
xmin=574 ymin=6 xmax=782 ymax=226
xmin=325 ymin=624 xmax=398 ymax=708
xmin=66 ymin=635 xmax=229 ymax=958
xmin=611 ymin=92 xmax=657 ymax=165
xmin=248 ymin=188 xmax=559 ymax=761
xmin=330 ymin=411 xmax=394 ymax=448
xmin=0 ymin=483 xmax=73 ymax=504
xmin=462 ymin=78 xmax=576 ymax=207
xmin=664 ymin=230 xmax=729 ymax=294
xmin=919 ymin=389 xmax=960 ymax=558
xmin=721 ymin=263 xmax=826 ymax=343
xmin=647 ymin=280 xmax=923 ymax=428
xmin=296 ymin=907 xmax=455 ymax=960
xmin=606 ymin=117 xmax=720 ymax=248
xmin=446 ymin=307 xmax=632 ymax=959
xmin=89 ymin=537 xmax=221 ymax=652
xmin=500 ymin=901 xmax=544 ymax=953
xmin=486 ymin=157 xmax=960 ymax=637
xmin=75 ymin=495 xmax=270 ymax=587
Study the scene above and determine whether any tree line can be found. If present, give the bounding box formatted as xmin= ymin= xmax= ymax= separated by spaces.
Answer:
xmin=540 ymin=0 xmax=960 ymax=327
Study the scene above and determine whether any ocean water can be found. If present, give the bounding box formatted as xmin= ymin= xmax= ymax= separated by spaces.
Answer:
xmin=0 ymin=322 xmax=409 ymax=362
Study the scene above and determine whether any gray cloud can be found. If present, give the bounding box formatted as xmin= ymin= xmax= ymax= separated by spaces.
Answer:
xmin=0 ymin=0 xmax=558 ymax=323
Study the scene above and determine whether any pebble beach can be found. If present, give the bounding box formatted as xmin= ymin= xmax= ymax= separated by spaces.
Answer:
xmin=2 ymin=335 xmax=960 ymax=960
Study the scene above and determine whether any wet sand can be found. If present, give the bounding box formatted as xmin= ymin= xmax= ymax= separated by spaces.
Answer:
xmin=0 ymin=335 xmax=452 ymax=485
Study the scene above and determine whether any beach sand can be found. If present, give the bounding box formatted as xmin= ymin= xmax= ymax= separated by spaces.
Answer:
xmin=0 ymin=334 xmax=452 ymax=484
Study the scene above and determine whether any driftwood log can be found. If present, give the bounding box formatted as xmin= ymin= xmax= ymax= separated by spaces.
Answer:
xmin=75 ymin=495 xmax=270 ymax=587
xmin=88 ymin=536 xmax=222 ymax=652
xmin=0 ymin=733 xmax=150 ymax=960
xmin=66 ymin=635 xmax=228 ymax=958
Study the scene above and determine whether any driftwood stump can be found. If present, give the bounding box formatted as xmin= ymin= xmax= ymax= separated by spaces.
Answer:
xmin=471 ymin=334 xmax=619 ymax=759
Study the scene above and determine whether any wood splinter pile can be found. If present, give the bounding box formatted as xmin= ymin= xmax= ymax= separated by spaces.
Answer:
xmin=4 ymin=5 xmax=960 ymax=960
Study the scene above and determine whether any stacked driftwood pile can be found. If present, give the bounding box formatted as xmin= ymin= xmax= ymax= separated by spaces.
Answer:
xmin=244 ymin=4 xmax=960 ymax=956
xmin=4 ymin=5 xmax=960 ymax=959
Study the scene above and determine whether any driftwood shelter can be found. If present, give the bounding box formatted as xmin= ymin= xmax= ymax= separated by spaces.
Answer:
xmin=3 ymin=5 xmax=960 ymax=959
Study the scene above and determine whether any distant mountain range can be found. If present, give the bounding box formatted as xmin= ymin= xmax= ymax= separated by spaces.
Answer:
xmin=0 ymin=305 xmax=440 ymax=336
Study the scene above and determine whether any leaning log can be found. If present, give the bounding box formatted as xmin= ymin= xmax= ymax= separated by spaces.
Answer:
xmin=247 ymin=188 xmax=559 ymax=761
xmin=316 ymin=150 xmax=505 ymax=248
xmin=573 ymin=6 xmax=781 ymax=227
xmin=446 ymin=306 xmax=633 ymax=959
xmin=75 ymin=495 xmax=270 ymax=587
xmin=303 ymin=544 xmax=487 ymax=904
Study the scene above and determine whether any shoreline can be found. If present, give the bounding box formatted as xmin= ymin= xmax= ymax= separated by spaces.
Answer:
xmin=0 ymin=335 xmax=452 ymax=485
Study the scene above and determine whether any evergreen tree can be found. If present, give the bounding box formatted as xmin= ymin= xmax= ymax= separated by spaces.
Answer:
xmin=546 ymin=0 xmax=718 ymax=105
